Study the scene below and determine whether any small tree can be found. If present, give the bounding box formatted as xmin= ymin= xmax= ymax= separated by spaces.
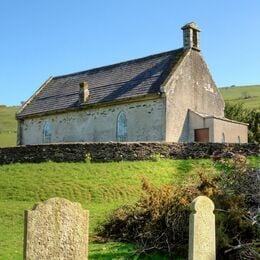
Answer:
xmin=241 ymin=91 xmax=251 ymax=99
xmin=224 ymin=102 xmax=259 ymax=143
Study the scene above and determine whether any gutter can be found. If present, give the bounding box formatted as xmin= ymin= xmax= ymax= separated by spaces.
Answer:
xmin=16 ymin=92 xmax=162 ymax=120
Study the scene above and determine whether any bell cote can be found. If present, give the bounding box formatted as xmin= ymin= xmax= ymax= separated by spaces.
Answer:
xmin=181 ymin=22 xmax=201 ymax=51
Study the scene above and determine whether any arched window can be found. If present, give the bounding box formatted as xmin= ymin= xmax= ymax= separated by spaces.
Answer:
xmin=43 ymin=121 xmax=52 ymax=143
xmin=237 ymin=136 xmax=241 ymax=144
xmin=117 ymin=111 xmax=127 ymax=141
xmin=221 ymin=132 xmax=225 ymax=143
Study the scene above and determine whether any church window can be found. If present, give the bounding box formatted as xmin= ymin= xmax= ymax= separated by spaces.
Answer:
xmin=117 ymin=111 xmax=127 ymax=141
xmin=43 ymin=121 xmax=52 ymax=143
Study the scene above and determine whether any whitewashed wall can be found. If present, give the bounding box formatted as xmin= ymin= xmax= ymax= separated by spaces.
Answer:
xmin=164 ymin=50 xmax=225 ymax=142
xmin=213 ymin=118 xmax=248 ymax=143
xmin=20 ymin=98 xmax=166 ymax=145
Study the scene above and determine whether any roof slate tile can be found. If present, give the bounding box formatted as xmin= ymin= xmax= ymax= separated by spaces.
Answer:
xmin=17 ymin=48 xmax=184 ymax=118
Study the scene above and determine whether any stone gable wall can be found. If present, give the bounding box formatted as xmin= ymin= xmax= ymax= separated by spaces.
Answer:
xmin=0 ymin=142 xmax=258 ymax=165
xmin=164 ymin=50 xmax=225 ymax=142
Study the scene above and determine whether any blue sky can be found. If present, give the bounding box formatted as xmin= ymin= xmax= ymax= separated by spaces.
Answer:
xmin=0 ymin=0 xmax=259 ymax=106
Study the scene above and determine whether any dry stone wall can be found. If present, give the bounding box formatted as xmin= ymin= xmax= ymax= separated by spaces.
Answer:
xmin=0 ymin=142 xmax=258 ymax=165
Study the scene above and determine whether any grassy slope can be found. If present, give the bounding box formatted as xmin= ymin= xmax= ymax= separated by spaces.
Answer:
xmin=0 ymin=159 xmax=216 ymax=259
xmin=0 ymin=106 xmax=19 ymax=147
xmin=219 ymin=85 xmax=260 ymax=110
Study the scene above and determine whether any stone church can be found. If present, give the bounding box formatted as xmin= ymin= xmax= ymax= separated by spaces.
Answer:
xmin=16 ymin=22 xmax=248 ymax=145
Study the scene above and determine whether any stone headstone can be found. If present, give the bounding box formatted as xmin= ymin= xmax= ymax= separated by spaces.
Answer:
xmin=188 ymin=196 xmax=215 ymax=260
xmin=24 ymin=197 xmax=89 ymax=260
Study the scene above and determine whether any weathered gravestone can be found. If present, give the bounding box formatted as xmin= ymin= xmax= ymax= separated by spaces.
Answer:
xmin=24 ymin=197 xmax=89 ymax=260
xmin=188 ymin=196 xmax=215 ymax=260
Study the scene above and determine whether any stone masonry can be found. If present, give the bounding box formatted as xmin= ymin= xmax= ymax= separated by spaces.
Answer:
xmin=189 ymin=196 xmax=215 ymax=260
xmin=24 ymin=198 xmax=89 ymax=260
xmin=0 ymin=142 xmax=258 ymax=165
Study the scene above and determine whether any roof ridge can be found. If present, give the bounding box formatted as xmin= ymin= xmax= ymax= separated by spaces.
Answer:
xmin=53 ymin=48 xmax=183 ymax=80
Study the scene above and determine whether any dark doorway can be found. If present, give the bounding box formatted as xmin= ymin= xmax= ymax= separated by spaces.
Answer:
xmin=194 ymin=128 xmax=209 ymax=143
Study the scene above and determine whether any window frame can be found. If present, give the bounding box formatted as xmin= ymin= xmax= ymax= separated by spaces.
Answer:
xmin=43 ymin=121 xmax=52 ymax=143
xmin=116 ymin=111 xmax=128 ymax=142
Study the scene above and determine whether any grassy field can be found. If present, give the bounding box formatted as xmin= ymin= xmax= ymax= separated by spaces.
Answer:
xmin=0 ymin=106 xmax=19 ymax=147
xmin=0 ymin=93 xmax=258 ymax=258
xmin=219 ymin=85 xmax=260 ymax=110
xmin=0 ymin=159 xmax=217 ymax=259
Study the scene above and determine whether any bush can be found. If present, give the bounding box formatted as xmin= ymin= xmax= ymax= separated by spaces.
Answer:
xmin=99 ymin=155 xmax=260 ymax=259
xmin=224 ymin=102 xmax=259 ymax=143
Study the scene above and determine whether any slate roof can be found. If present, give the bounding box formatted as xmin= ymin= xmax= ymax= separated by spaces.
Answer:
xmin=17 ymin=48 xmax=185 ymax=118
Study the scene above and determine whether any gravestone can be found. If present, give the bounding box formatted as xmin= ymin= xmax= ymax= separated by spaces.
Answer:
xmin=24 ymin=197 xmax=89 ymax=260
xmin=188 ymin=196 xmax=215 ymax=260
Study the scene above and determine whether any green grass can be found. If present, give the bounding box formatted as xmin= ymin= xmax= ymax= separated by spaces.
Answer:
xmin=0 ymin=106 xmax=19 ymax=147
xmin=0 ymin=159 xmax=216 ymax=259
xmin=220 ymin=85 xmax=260 ymax=110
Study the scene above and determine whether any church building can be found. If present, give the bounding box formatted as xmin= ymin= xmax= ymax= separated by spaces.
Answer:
xmin=16 ymin=22 xmax=248 ymax=144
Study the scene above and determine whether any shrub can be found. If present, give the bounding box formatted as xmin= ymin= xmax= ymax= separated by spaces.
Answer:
xmin=224 ymin=102 xmax=259 ymax=143
xmin=99 ymin=155 xmax=260 ymax=259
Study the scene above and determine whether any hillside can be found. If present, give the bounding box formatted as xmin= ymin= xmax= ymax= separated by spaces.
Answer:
xmin=0 ymin=85 xmax=259 ymax=147
xmin=0 ymin=159 xmax=217 ymax=259
xmin=0 ymin=105 xmax=19 ymax=147
xmin=219 ymin=85 xmax=260 ymax=110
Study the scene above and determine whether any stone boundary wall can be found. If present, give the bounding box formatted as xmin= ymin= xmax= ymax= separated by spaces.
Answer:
xmin=0 ymin=142 xmax=259 ymax=165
